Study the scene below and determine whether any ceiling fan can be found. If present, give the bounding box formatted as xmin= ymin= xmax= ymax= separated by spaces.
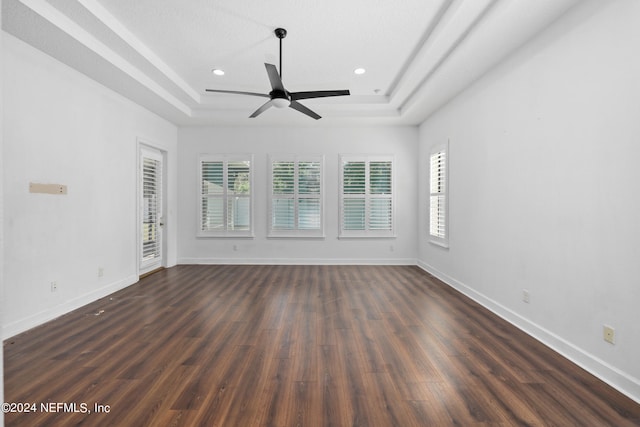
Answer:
xmin=206 ymin=28 xmax=350 ymax=120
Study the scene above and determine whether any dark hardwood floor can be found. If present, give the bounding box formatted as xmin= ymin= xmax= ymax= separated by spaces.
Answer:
xmin=4 ymin=265 xmax=640 ymax=426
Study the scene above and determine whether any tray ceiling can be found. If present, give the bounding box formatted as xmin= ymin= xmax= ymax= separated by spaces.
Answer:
xmin=3 ymin=0 xmax=580 ymax=125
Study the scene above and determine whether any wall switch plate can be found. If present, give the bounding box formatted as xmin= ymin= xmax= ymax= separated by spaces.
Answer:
xmin=522 ymin=289 xmax=530 ymax=303
xmin=603 ymin=325 xmax=615 ymax=344
xmin=50 ymin=281 xmax=58 ymax=292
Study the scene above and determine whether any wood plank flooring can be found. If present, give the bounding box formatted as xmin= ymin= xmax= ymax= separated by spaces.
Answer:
xmin=4 ymin=265 xmax=640 ymax=426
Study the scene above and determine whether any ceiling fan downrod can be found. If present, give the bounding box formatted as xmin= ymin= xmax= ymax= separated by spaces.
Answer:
xmin=275 ymin=28 xmax=287 ymax=79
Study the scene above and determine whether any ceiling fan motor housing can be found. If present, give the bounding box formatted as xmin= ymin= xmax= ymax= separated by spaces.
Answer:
xmin=270 ymin=89 xmax=291 ymax=108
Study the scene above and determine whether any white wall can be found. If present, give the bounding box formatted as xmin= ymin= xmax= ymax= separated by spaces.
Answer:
xmin=2 ymin=33 xmax=178 ymax=338
xmin=418 ymin=0 xmax=640 ymax=402
xmin=178 ymin=126 xmax=418 ymax=264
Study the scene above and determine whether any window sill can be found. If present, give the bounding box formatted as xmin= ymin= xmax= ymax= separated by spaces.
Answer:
xmin=429 ymin=238 xmax=449 ymax=249
xmin=338 ymin=235 xmax=397 ymax=240
xmin=197 ymin=233 xmax=255 ymax=239
xmin=267 ymin=235 xmax=326 ymax=240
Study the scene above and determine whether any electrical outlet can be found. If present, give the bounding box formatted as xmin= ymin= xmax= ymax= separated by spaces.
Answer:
xmin=522 ymin=289 xmax=530 ymax=304
xmin=50 ymin=281 xmax=58 ymax=292
xmin=603 ymin=325 xmax=615 ymax=344
xmin=98 ymin=267 xmax=104 ymax=277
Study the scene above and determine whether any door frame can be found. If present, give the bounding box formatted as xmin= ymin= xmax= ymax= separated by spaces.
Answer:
xmin=137 ymin=140 xmax=167 ymax=276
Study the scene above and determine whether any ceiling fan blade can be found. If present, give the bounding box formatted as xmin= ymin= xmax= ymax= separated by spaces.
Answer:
xmin=206 ymin=89 xmax=270 ymax=98
xmin=264 ymin=63 xmax=285 ymax=92
xmin=290 ymin=90 xmax=350 ymax=101
xmin=289 ymin=101 xmax=321 ymax=120
xmin=249 ymin=100 xmax=274 ymax=118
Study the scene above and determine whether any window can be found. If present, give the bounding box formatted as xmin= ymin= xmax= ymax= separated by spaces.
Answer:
xmin=339 ymin=155 xmax=394 ymax=238
xmin=269 ymin=155 xmax=323 ymax=237
xmin=429 ymin=144 xmax=448 ymax=247
xmin=199 ymin=155 xmax=253 ymax=237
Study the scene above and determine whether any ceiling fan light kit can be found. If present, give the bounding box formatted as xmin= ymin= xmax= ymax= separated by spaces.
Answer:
xmin=206 ymin=28 xmax=350 ymax=120
xmin=272 ymin=98 xmax=291 ymax=109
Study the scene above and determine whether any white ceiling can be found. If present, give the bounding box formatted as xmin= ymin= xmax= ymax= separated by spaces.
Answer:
xmin=2 ymin=0 xmax=580 ymax=126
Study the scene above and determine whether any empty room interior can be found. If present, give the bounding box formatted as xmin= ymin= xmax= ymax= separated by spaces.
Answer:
xmin=2 ymin=0 xmax=640 ymax=425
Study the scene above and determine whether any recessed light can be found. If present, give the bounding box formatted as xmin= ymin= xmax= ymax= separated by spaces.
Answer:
xmin=354 ymin=68 xmax=366 ymax=75
xmin=212 ymin=68 xmax=225 ymax=76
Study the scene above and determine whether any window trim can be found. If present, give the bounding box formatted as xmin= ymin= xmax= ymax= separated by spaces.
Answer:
xmin=339 ymin=154 xmax=395 ymax=239
xmin=268 ymin=154 xmax=325 ymax=238
xmin=198 ymin=154 xmax=254 ymax=238
xmin=429 ymin=142 xmax=449 ymax=248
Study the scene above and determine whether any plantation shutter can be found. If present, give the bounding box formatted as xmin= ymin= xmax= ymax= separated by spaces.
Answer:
xmin=199 ymin=155 xmax=252 ymax=236
xmin=227 ymin=161 xmax=251 ymax=231
xmin=201 ymin=161 xmax=224 ymax=231
xmin=297 ymin=161 xmax=321 ymax=230
xmin=340 ymin=156 xmax=394 ymax=237
xmin=272 ymin=161 xmax=296 ymax=231
xmin=369 ymin=161 xmax=392 ymax=231
xmin=142 ymin=156 xmax=162 ymax=262
xmin=429 ymin=147 xmax=448 ymax=246
xmin=342 ymin=161 xmax=366 ymax=231
xmin=269 ymin=156 xmax=323 ymax=237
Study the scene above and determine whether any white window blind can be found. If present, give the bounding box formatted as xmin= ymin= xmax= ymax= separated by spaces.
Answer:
xmin=269 ymin=156 xmax=323 ymax=237
xmin=429 ymin=145 xmax=448 ymax=247
xmin=340 ymin=155 xmax=394 ymax=238
xmin=199 ymin=155 xmax=252 ymax=237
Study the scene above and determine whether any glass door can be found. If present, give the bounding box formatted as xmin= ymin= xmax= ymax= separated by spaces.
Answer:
xmin=140 ymin=146 xmax=164 ymax=273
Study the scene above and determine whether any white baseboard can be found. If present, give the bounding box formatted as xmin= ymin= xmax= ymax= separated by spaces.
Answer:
xmin=3 ymin=274 xmax=138 ymax=339
xmin=178 ymin=257 xmax=417 ymax=266
xmin=416 ymin=260 xmax=640 ymax=405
